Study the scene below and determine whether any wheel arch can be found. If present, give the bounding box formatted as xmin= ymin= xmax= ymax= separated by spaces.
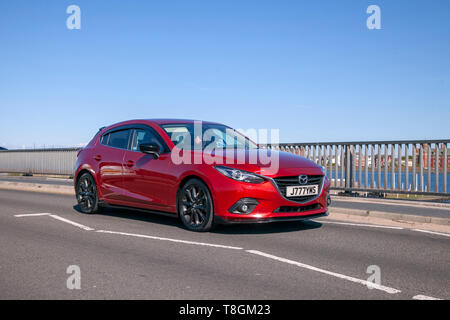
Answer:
xmin=176 ymin=174 xmax=215 ymax=216
xmin=75 ymin=168 xmax=95 ymax=184
xmin=74 ymin=167 xmax=103 ymax=199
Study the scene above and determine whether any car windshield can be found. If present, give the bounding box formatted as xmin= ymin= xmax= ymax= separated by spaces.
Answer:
xmin=161 ymin=123 xmax=258 ymax=150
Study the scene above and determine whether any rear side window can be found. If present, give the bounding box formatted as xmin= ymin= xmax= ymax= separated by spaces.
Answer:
xmin=103 ymin=129 xmax=131 ymax=149
xmin=100 ymin=133 xmax=110 ymax=145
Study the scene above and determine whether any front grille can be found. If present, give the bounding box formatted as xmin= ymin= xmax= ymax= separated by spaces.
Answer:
xmin=273 ymin=175 xmax=324 ymax=203
xmin=274 ymin=203 xmax=321 ymax=213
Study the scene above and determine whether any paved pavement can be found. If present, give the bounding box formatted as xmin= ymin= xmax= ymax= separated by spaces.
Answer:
xmin=331 ymin=198 xmax=450 ymax=219
xmin=0 ymin=189 xmax=448 ymax=299
xmin=0 ymin=175 xmax=73 ymax=186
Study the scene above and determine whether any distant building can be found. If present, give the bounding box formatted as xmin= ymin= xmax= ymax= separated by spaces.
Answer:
xmin=354 ymin=153 xmax=372 ymax=167
xmin=415 ymin=144 xmax=449 ymax=169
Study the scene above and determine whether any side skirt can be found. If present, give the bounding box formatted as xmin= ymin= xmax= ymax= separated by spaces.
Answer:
xmin=98 ymin=200 xmax=179 ymax=219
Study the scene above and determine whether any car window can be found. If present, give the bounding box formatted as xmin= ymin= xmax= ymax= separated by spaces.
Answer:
xmin=163 ymin=126 xmax=191 ymax=150
xmin=131 ymin=129 xmax=164 ymax=152
xmin=161 ymin=124 xmax=258 ymax=150
xmin=107 ymin=129 xmax=131 ymax=149
xmin=100 ymin=133 xmax=110 ymax=145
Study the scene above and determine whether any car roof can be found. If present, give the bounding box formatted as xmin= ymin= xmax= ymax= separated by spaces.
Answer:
xmin=147 ymin=119 xmax=223 ymax=125
xmin=100 ymin=119 xmax=226 ymax=134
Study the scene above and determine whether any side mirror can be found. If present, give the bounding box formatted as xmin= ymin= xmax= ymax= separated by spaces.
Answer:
xmin=139 ymin=143 xmax=160 ymax=159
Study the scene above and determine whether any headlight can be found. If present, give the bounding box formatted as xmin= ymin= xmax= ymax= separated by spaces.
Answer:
xmin=214 ymin=166 xmax=265 ymax=184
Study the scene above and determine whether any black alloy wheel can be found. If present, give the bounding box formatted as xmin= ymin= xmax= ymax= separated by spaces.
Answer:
xmin=178 ymin=179 xmax=214 ymax=232
xmin=76 ymin=172 xmax=100 ymax=214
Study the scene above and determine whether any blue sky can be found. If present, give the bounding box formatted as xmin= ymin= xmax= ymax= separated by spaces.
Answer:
xmin=0 ymin=0 xmax=449 ymax=148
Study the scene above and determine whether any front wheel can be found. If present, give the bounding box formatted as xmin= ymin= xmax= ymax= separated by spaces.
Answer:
xmin=76 ymin=172 xmax=100 ymax=214
xmin=177 ymin=179 xmax=215 ymax=232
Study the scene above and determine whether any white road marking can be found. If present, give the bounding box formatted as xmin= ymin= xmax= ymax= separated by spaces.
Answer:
xmin=412 ymin=294 xmax=442 ymax=300
xmin=14 ymin=213 xmax=51 ymax=217
xmin=321 ymin=220 xmax=404 ymax=230
xmin=48 ymin=214 xmax=95 ymax=231
xmin=96 ymin=230 xmax=243 ymax=250
xmin=246 ymin=250 xmax=401 ymax=295
xmin=412 ymin=229 xmax=450 ymax=238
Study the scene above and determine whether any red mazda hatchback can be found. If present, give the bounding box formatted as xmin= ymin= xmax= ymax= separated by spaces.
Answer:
xmin=74 ymin=119 xmax=330 ymax=231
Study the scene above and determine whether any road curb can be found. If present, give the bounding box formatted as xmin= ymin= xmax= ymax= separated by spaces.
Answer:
xmin=331 ymin=195 xmax=450 ymax=209
xmin=329 ymin=208 xmax=450 ymax=226
xmin=0 ymin=181 xmax=74 ymax=195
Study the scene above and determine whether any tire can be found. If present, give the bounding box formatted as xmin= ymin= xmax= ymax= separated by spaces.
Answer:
xmin=76 ymin=172 xmax=100 ymax=214
xmin=177 ymin=178 xmax=215 ymax=232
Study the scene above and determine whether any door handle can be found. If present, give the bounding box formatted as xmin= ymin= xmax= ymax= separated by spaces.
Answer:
xmin=94 ymin=155 xmax=102 ymax=161
xmin=125 ymin=160 xmax=135 ymax=167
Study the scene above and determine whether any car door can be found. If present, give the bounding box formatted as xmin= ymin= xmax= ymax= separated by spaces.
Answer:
xmin=95 ymin=128 xmax=131 ymax=202
xmin=122 ymin=126 xmax=173 ymax=211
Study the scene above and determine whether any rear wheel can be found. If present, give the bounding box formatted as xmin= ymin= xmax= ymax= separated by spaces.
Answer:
xmin=76 ymin=172 xmax=100 ymax=214
xmin=177 ymin=179 xmax=214 ymax=232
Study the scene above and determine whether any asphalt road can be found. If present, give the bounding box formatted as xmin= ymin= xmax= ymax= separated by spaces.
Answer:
xmin=0 ymin=189 xmax=448 ymax=300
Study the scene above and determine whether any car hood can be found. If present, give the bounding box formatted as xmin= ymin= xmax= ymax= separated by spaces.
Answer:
xmin=200 ymin=149 xmax=323 ymax=177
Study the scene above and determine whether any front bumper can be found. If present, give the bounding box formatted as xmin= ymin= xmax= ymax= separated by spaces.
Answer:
xmin=209 ymin=169 xmax=331 ymax=223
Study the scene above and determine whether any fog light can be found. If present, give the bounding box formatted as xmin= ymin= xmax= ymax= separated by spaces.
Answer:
xmin=229 ymin=198 xmax=259 ymax=214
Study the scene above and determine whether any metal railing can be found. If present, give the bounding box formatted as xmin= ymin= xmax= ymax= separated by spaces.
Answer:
xmin=264 ymin=140 xmax=449 ymax=196
xmin=0 ymin=139 xmax=449 ymax=196
xmin=0 ymin=148 xmax=80 ymax=176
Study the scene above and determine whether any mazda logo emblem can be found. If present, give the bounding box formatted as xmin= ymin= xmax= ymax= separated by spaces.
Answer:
xmin=298 ymin=174 xmax=308 ymax=185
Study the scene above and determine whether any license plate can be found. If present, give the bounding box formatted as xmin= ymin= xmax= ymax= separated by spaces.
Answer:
xmin=286 ymin=185 xmax=319 ymax=197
